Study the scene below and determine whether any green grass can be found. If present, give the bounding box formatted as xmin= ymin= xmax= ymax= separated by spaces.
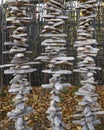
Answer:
xmin=71 ymin=86 xmax=80 ymax=95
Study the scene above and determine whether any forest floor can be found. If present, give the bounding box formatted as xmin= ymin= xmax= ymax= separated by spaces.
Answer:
xmin=0 ymin=85 xmax=104 ymax=130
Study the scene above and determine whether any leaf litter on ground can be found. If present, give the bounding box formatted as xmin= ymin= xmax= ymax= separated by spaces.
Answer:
xmin=0 ymin=85 xmax=104 ymax=130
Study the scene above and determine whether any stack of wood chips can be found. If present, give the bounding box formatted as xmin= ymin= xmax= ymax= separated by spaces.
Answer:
xmin=0 ymin=0 xmax=39 ymax=130
xmin=36 ymin=0 xmax=74 ymax=130
xmin=73 ymin=0 xmax=104 ymax=130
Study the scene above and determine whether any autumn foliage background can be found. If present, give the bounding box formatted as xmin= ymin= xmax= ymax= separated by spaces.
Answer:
xmin=0 ymin=85 xmax=104 ymax=130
